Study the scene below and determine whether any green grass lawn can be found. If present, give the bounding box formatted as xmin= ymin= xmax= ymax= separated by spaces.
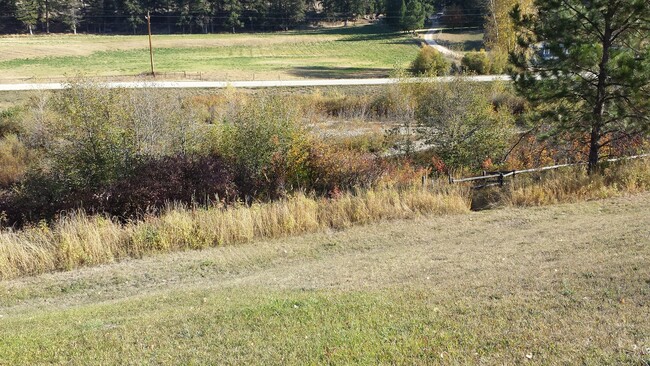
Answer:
xmin=1 ymin=193 xmax=649 ymax=365
xmin=0 ymin=25 xmax=421 ymax=81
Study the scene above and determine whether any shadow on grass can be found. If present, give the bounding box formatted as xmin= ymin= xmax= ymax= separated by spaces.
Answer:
xmin=436 ymin=40 xmax=484 ymax=52
xmin=300 ymin=23 xmax=400 ymax=38
xmin=289 ymin=66 xmax=391 ymax=79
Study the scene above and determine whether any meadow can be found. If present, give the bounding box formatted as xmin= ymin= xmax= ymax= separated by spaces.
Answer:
xmin=0 ymin=24 xmax=422 ymax=82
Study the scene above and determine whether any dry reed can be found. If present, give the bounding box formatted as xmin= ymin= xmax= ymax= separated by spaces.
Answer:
xmin=0 ymin=182 xmax=470 ymax=280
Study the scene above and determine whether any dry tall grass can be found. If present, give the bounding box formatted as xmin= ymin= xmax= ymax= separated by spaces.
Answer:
xmin=0 ymin=183 xmax=470 ymax=280
xmin=4 ymin=159 xmax=648 ymax=280
xmin=0 ymin=134 xmax=29 ymax=187
xmin=506 ymin=158 xmax=650 ymax=206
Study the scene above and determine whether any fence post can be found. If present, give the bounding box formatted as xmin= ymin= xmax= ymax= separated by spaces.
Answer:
xmin=498 ymin=172 xmax=504 ymax=186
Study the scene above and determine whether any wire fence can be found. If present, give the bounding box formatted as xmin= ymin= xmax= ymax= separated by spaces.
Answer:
xmin=448 ymin=153 xmax=650 ymax=189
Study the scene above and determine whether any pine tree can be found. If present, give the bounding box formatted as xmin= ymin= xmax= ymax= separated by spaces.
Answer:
xmin=511 ymin=0 xmax=650 ymax=173
xmin=16 ymin=0 xmax=39 ymax=34
xmin=401 ymin=0 xmax=425 ymax=32
xmin=224 ymin=0 xmax=243 ymax=33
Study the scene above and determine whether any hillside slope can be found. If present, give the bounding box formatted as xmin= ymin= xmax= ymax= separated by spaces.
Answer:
xmin=1 ymin=193 xmax=649 ymax=364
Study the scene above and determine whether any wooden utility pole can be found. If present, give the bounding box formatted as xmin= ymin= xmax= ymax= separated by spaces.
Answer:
xmin=145 ymin=11 xmax=155 ymax=77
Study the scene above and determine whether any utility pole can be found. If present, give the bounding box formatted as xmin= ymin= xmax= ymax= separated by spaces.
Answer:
xmin=145 ymin=11 xmax=155 ymax=77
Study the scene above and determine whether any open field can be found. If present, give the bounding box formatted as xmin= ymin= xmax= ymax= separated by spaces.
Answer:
xmin=427 ymin=28 xmax=485 ymax=52
xmin=0 ymin=25 xmax=422 ymax=83
xmin=1 ymin=193 xmax=649 ymax=364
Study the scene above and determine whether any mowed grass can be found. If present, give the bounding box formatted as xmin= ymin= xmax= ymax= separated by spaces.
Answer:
xmin=0 ymin=25 xmax=421 ymax=81
xmin=1 ymin=193 xmax=649 ymax=365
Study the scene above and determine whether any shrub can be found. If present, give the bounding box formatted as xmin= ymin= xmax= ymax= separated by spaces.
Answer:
xmin=0 ymin=107 xmax=23 ymax=138
xmin=461 ymin=51 xmax=491 ymax=74
xmin=0 ymin=135 xmax=30 ymax=188
xmin=47 ymin=82 xmax=139 ymax=193
xmin=370 ymin=83 xmax=416 ymax=121
xmin=411 ymin=47 xmax=451 ymax=76
xmin=411 ymin=79 xmax=516 ymax=169
xmin=99 ymin=154 xmax=237 ymax=219
xmin=215 ymin=94 xmax=311 ymax=199
xmin=306 ymin=140 xmax=387 ymax=195
xmin=1 ymin=154 xmax=237 ymax=226
xmin=488 ymin=50 xmax=510 ymax=74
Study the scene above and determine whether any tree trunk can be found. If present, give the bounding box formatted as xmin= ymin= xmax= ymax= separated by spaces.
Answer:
xmin=45 ymin=0 xmax=50 ymax=33
xmin=28 ymin=24 xmax=33 ymax=35
xmin=587 ymin=125 xmax=600 ymax=175
xmin=588 ymin=17 xmax=613 ymax=175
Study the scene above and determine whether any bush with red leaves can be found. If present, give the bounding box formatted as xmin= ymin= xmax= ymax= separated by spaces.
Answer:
xmin=99 ymin=154 xmax=237 ymax=219
xmin=0 ymin=154 xmax=237 ymax=227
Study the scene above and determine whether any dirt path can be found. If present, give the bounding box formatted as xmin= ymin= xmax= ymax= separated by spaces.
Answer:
xmin=423 ymin=18 xmax=464 ymax=59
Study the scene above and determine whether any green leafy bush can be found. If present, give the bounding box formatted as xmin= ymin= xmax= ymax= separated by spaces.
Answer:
xmin=410 ymin=79 xmax=516 ymax=168
xmin=461 ymin=51 xmax=491 ymax=74
xmin=461 ymin=51 xmax=511 ymax=75
xmin=411 ymin=47 xmax=451 ymax=76
xmin=215 ymin=94 xmax=311 ymax=198
xmin=0 ymin=107 xmax=23 ymax=138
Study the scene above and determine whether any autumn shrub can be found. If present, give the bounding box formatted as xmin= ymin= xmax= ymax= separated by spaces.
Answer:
xmin=99 ymin=154 xmax=237 ymax=220
xmin=410 ymin=79 xmax=516 ymax=169
xmin=503 ymin=132 xmax=648 ymax=170
xmin=215 ymin=94 xmax=311 ymax=199
xmin=411 ymin=47 xmax=451 ymax=76
xmin=0 ymin=135 xmax=30 ymax=188
xmin=306 ymin=140 xmax=387 ymax=195
xmin=461 ymin=51 xmax=491 ymax=74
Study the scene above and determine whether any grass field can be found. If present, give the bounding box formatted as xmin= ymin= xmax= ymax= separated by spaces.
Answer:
xmin=0 ymin=25 xmax=422 ymax=82
xmin=427 ymin=28 xmax=485 ymax=52
xmin=1 ymin=193 xmax=648 ymax=364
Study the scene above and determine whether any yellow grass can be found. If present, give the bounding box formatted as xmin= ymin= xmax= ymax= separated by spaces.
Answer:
xmin=0 ymin=33 xmax=341 ymax=62
xmin=0 ymin=183 xmax=470 ymax=280
xmin=0 ymin=134 xmax=29 ymax=186
xmin=506 ymin=159 xmax=650 ymax=206
xmin=3 ymin=159 xmax=649 ymax=281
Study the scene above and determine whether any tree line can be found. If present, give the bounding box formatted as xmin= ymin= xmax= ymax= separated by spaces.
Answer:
xmin=0 ymin=0 xmax=485 ymax=34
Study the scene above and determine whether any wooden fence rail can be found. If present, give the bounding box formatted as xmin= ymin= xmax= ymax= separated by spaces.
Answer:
xmin=448 ymin=153 xmax=650 ymax=188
